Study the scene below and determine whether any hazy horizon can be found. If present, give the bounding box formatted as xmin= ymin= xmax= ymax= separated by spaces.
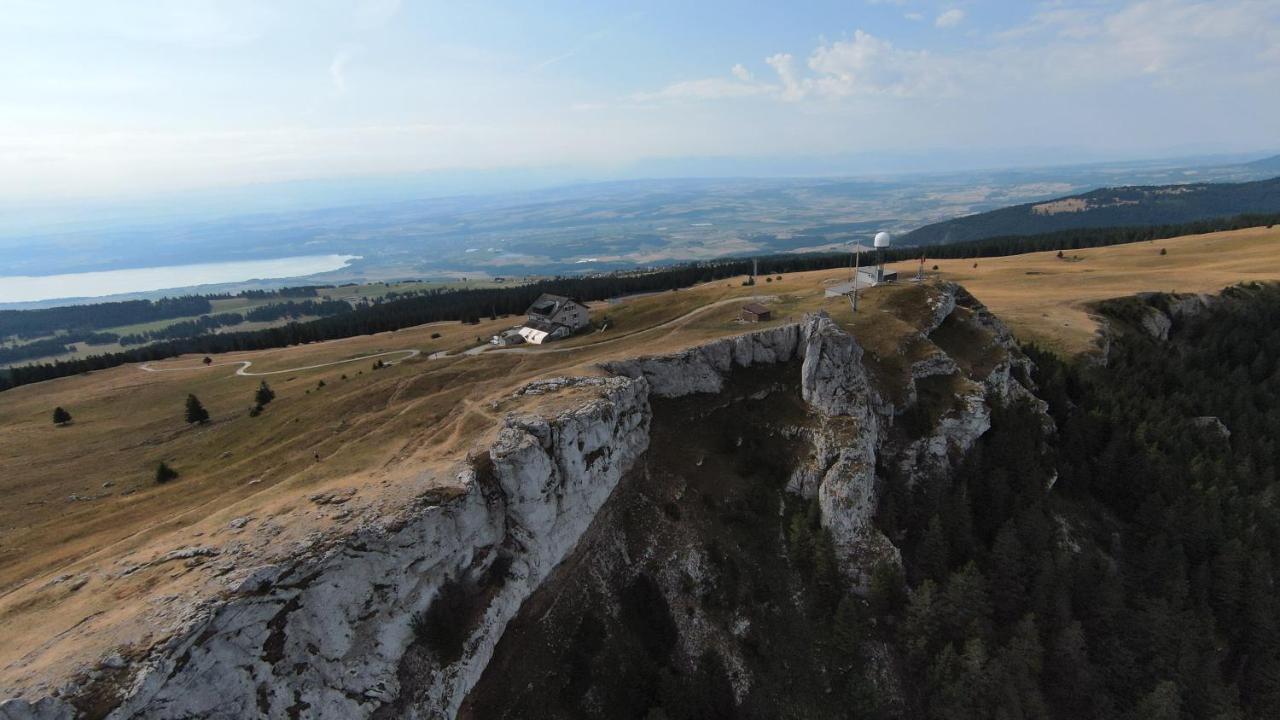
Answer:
xmin=5 ymin=0 xmax=1278 ymax=207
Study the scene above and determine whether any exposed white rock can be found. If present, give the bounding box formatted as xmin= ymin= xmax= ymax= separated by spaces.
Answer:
xmin=800 ymin=312 xmax=877 ymax=423
xmin=601 ymin=323 xmax=802 ymax=398
xmin=12 ymin=376 xmax=650 ymax=720
xmin=4 ymin=294 xmax=1057 ymax=719
xmin=0 ymin=697 xmax=75 ymax=720
xmin=921 ymin=286 xmax=958 ymax=335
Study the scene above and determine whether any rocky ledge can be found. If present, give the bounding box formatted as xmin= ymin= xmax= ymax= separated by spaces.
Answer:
xmin=3 ymin=284 xmax=1050 ymax=719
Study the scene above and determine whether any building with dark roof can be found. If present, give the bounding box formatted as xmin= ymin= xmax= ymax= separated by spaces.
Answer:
xmin=740 ymin=302 xmax=772 ymax=322
xmin=518 ymin=293 xmax=590 ymax=344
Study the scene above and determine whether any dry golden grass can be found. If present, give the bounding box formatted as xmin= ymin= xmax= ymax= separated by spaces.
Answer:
xmin=0 ymin=225 xmax=1276 ymax=693
xmin=902 ymin=224 xmax=1280 ymax=355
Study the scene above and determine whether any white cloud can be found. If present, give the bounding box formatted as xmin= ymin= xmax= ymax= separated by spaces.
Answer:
xmin=935 ymin=9 xmax=965 ymax=29
xmin=765 ymin=53 xmax=805 ymax=100
xmin=637 ymin=30 xmax=952 ymax=104
xmin=634 ymin=0 xmax=1280 ymax=107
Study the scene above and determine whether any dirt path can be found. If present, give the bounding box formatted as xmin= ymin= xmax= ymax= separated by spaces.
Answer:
xmin=139 ymin=349 xmax=421 ymax=376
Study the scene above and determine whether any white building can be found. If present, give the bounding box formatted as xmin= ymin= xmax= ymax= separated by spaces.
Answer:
xmin=514 ymin=294 xmax=590 ymax=344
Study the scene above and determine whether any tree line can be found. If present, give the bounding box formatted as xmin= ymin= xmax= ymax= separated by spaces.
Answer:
xmin=867 ymin=282 xmax=1280 ymax=719
xmin=0 ymin=296 xmax=212 ymax=339
xmin=0 ymin=331 xmax=120 ymax=364
xmin=115 ymin=300 xmax=351 ymax=346
xmin=902 ymin=175 xmax=1280 ymax=245
xmin=4 ymin=212 xmax=1277 ymax=392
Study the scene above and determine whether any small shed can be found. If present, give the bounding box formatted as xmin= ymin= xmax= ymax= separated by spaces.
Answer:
xmin=740 ymin=302 xmax=772 ymax=322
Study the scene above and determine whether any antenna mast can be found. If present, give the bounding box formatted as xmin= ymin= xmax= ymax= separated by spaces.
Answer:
xmin=850 ymin=243 xmax=861 ymax=315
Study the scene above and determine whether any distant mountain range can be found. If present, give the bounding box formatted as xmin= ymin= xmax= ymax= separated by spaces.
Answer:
xmin=902 ymin=164 xmax=1280 ymax=246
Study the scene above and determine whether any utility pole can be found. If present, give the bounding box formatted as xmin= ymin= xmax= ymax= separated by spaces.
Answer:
xmin=851 ymin=244 xmax=861 ymax=315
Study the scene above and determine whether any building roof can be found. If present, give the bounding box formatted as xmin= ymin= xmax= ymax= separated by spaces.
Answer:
xmin=526 ymin=293 xmax=582 ymax=318
xmin=741 ymin=302 xmax=771 ymax=315
xmin=517 ymin=326 xmax=549 ymax=345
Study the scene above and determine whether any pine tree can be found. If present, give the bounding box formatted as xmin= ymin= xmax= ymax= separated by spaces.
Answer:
xmin=868 ymin=560 xmax=907 ymax=618
xmin=255 ymin=381 xmax=275 ymax=406
xmin=811 ymin=527 xmax=842 ymax=612
xmin=155 ymin=461 xmax=179 ymax=483
xmin=185 ymin=394 xmax=210 ymax=424
xmin=51 ymin=406 xmax=72 ymax=426
xmin=919 ymin=515 xmax=949 ymax=583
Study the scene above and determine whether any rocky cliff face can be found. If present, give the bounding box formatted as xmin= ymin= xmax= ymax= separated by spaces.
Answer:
xmin=3 ymin=377 xmax=649 ymax=720
xmin=4 ymin=284 xmax=1051 ymax=720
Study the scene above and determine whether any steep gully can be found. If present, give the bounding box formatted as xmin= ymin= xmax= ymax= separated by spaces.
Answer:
xmin=1 ymin=283 xmax=1047 ymax=719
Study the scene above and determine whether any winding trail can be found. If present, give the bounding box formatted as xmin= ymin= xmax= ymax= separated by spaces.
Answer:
xmin=139 ymin=349 xmax=420 ymax=376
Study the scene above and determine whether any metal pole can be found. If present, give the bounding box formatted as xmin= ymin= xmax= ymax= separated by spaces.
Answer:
xmin=852 ymin=246 xmax=860 ymax=315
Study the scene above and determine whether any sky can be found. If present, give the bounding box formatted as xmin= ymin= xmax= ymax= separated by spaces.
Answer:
xmin=2 ymin=0 xmax=1278 ymax=202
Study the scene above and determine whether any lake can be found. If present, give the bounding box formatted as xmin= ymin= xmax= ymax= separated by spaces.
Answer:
xmin=0 ymin=255 xmax=360 ymax=304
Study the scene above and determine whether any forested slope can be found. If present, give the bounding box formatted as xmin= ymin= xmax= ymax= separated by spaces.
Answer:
xmin=869 ymin=283 xmax=1280 ymax=718
xmin=903 ymin=176 xmax=1280 ymax=246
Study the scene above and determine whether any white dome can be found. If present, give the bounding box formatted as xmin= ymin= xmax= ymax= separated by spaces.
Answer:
xmin=873 ymin=231 xmax=892 ymax=248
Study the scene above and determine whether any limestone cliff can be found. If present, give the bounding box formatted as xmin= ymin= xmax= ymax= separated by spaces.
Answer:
xmin=3 ymin=284 xmax=1051 ymax=720
xmin=3 ymin=377 xmax=649 ymax=720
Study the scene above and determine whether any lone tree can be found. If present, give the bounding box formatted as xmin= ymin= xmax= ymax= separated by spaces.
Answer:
xmin=155 ymin=461 xmax=179 ymax=483
xmin=255 ymin=381 xmax=275 ymax=406
xmin=52 ymin=407 xmax=72 ymax=426
xmin=202 ymin=356 xmax=212 ymax=365
xmin=185 ymin=394 xmax=210 ymax=424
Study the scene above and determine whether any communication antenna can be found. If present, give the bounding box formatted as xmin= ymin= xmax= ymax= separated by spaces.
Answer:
xmin=873 ymin=231 xmax=891 ymax=283
xmin=752 ymin=258 xmax=758 ymax=302
xmin=850 ymin=242 xmax=861 ymax=315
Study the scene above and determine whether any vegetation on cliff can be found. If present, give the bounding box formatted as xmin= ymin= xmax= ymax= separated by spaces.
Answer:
xmin=876 ymin=283 xmax=1280 ymax=719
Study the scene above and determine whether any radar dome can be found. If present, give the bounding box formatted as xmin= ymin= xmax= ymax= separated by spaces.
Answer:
xmin=873 ymin=231 xmax=892 ymax=248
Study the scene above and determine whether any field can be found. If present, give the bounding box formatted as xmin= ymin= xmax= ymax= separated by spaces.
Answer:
xmin=0 ymin=225 xmax=1278 ymax=694
xmin=912 ymin=224 xmax=1280 ymax=354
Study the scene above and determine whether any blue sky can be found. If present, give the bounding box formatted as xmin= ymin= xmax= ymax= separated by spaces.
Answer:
xmin=2 ymin=0 xmax=1278 ymax=201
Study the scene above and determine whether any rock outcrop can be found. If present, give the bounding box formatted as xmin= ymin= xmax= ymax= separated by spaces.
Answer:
xmin=601 ymin=322 xmax=802 ymax=397
xmin=4 ymin=286 xmax=1054 ymax=719
xmin=5 ymin=377 xmax=649 ymax=720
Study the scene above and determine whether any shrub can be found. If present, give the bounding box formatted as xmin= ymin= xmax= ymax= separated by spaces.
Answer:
xmin=155 ymin=461 xmax=179 ymax=483
xmin=249 ymin=404 xmax=263 ymax=417
xmin=255 ymin=381 xmax=275 ymax=406
xmin=431 ymin=332 xmax=442 ymax=339
xmin=52 ymin=406 xmax=72 ymax=426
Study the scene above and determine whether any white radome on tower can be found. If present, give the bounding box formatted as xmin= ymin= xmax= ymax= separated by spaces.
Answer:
xmin=873 ymin=231 xmax=892 ymax=248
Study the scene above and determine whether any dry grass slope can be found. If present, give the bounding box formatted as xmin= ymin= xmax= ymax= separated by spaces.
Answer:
xmin=0 ymin=224 xmax=1277 ymax=696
